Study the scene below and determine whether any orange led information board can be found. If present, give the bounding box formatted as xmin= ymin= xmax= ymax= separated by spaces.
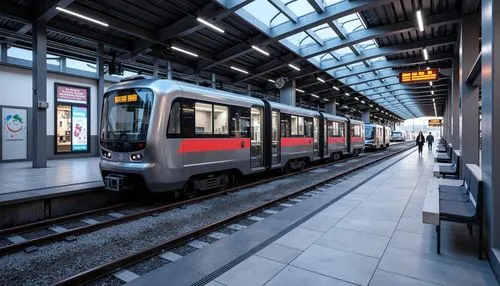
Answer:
xmin=400 ymin=69 xmax=439 ymax=83
xmin=428 ymin=119 xmax=443 ymax=127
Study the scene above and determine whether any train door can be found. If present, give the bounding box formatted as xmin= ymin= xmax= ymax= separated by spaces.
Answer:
xmin=250 ymin=106 xmax=264 ymax=168
xmin=313 ymin=116 xmax=320 ymax=158
xmin=323 ymin=119 xmax=328 ymax=157
xmin=271 ymin=110 xmax=281 ymax=165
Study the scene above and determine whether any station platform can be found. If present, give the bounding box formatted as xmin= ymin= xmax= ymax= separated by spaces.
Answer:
xmin=129 ymin=145 xmax=498 ymax=286
xmin=0 ymin=157 xmax=102 ymax=204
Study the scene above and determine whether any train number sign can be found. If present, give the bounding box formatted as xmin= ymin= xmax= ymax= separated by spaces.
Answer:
xmin=400 ymin=69 xmax=439 ymax=83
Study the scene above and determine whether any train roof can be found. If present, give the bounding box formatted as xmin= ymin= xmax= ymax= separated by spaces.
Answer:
xmin=322 ymin=113 xmax=348 ymax=122
xmin=266 ymin=101 xmax=321 ymax=117
xmin=349 ymin=119 xmax=365 ymax=125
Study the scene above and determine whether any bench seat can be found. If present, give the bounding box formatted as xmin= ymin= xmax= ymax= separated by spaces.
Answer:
xmin=440 ymin=200 xmax=476 ymax=218
xmin=423 ymin=178 xmax=463 ymax=225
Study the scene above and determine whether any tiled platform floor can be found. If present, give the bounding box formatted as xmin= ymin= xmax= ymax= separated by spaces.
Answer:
xmin=0 ymin=157 xmax=101 ymax=195
xmin=208 ymin=146 xmax=498 ymax=286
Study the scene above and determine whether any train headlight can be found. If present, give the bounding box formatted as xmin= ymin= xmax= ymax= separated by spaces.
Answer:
xmin=102 ymin=150 xmax=112 ymax=158
xmin=130 ymin=153 xmax=143 ymax=161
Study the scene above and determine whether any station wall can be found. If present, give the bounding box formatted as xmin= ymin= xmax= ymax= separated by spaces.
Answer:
xmin=0 ymin=64 xmax=114 ymax=162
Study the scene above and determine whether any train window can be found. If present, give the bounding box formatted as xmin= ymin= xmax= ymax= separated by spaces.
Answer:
xmin=182 ymin=100 xmax=195 ymax=137
xmin=291 ymin=115 xmax=298 ymax=135
xmin=281 ymin=113 xmax=291 ymax=137
xmin=328 ymin=121 xmax=334 ymax=137
xmin=298 ymin=116 xmax=305 ymax=136
xmin=305 ymin=118 xmax=313 ymax=137
xmin=195 ymin=102 xmax=213 ymax=135
xmin=230 ymin=107 xmax=250 ymax=138
xmin=214 ymin=105 xmax=229 ymax=135
xmin=167 ymin=101 xmax=181 ymax=136
xmin=339 ymin=122 xmax=345 ymax=137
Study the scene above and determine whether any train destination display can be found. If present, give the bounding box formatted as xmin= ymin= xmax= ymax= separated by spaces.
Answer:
xmin=400 ymin=69 xmax=439 ymax=83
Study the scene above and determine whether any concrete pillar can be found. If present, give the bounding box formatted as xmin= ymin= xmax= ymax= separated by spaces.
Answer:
xmin=167 ymin=60 xmax=172 ymax=80
xmin=361 ymin=111 xmax=370 ymax=123
xmin=32 ymin=21 xmax=47 ymax=168
xmin=0 ymin=43 xmax=7 ymax=62
xmin=153 ymin=57 xmax=159 ymax=79
xmin=482 ymin=0 xmax=500 ymax=263
xmin=211 ymin=73 xmax=216 ymax=89
xmin=460 ymin=14 xmax=480 ymax=168
xmin=451 ymin=56 xmax=460 ymax=149
xmin=325 ymin=98 xmax=336 ymax=115
xmin=280 ymin=80 xmax=296 ymax=106
xmin=97 ymin=43 xmax=105 ymax=150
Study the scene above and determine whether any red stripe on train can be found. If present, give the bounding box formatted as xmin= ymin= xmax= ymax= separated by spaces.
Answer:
xmin=178 ymin=138 xmax=251 ymax=153
xmin=328 ymin=137 xmax=346 ymax=144
xmin=281 ymin=137 xmax=313 ymax=146
xmin=351 ymin=137 xmax=364 ymax=143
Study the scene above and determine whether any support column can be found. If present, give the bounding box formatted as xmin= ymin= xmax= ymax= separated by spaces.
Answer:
xmin=167 ymin=60 xmax=172 ymax=80
xmin=32 ymin=21 xmax=47 ymax=168
xmin=280 ymin=80 xmax=296 ymax=106
xmin=482 ymin=0 xmax=500 ymax=263
xmin=60 ymin=56 xmax=66 ymax=73
xmin=97 ymin=43 xmax=105 ymax=152
xmin=247 ymin=84 xmax=251 ymax=96
xmin=153 ymin=57 xmax=159 ymax=79
xmin=451 ymin=56 xmax=460 ymax=149
xmin=211 ymin=73 xmax=216 ymax=89
xmin=361 ymin=111 xmax=370 ymax=123
xmin=460 ymin=14 xmax=480 ymax=169
xmin=0 ymin=43 xmax=7 ymax=62
xmin=325 ymin=98 xmax=336 ymax=115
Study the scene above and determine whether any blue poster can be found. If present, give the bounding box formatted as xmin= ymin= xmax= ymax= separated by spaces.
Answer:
xmin=71 ymin=106 xmax=88 ymax=151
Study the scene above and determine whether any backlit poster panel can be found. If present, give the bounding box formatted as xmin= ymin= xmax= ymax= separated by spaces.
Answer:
xmin=71 ymin=106 xmax=88 ymax=151
xmin=2 ymin=108 xmax=27 ymax=160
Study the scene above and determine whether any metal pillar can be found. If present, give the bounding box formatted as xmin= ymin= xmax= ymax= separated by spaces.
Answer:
xmin=325 ymin=99 xmax=336 ymax=115
xmin=167 ymin=60 xmax=172 ymax=80
xmin=482 ymin=0 xmax=500 ymax=260
xmin=0 ymin=43 xmax=7 ymax=62
xmin=153 ymin=57 xmax=159 ymax=79
xmin=280 ymin=80 xmax=296 ymax=106
xmin=460 ymin=14 xmax=480 ymax=169
xmin=361 ymin=111 xmax=370 ymax=123
xmin=247 ymin=84 xmax=251 ymax=96
xmin=211 ymin=73 xmax=216 ymax=89
xmin=97 ymin=43 xmax=105 ymax=152
xmin=60 ymin=56 xmax=66 ymax=73
xmin=451 ymin=56 xmax=460 ymax=149
xmin=32 ymin=21 xmax=47 ymax=168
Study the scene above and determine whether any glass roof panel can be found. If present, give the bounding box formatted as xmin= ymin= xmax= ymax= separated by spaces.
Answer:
xmin=334 ymin=46 xmax=354 ymax=57
xmin=324 ymin=0 xmax=346 ymax=6
xmin=369 ymin=56 xmax=386 ymax=63
xmin=312 ymin=53 xmax=334 ymax=63
xmin=347 ymin=62 xmax=364 ymax=69
xmin=282 ymin=31 xmax=315 ymax=48
xmin=242 ymin=0 xmax=287 ymax=27
xmin=313 ymin=23 xmax=338 ymax=41
xmin=282 ymin=0 xmax=315 ymax=17
xmin=337 ymin=13 xmax=366 ymax=34
xmin=357 ymin=39 xmax=378 ymax=51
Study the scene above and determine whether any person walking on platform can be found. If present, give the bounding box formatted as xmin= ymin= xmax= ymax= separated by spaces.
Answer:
xmin=426 ymin=132 xmax=435 ymax=150
xmin=416 ymin=131 xmax=425 ymax=155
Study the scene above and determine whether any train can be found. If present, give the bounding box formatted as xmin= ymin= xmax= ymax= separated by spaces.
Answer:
xmin=364 ymin=123 xmax=391 ymax=150
xmin=99 ymin=77 xmax=366 ymax=194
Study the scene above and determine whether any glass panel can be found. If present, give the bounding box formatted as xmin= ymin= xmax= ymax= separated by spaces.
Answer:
xmin=101 ymin=88 xmax=153 ymax=141
xmin=71 ymin=106 xmax=88 ymax=151
xmin=305 ymin=118 xmax=313 ymax=137
xmin=313 ymin=117 xmax=319 ymax=156
xmin=337 ymin=13 xmax=364 ymax=33
xmin=47 ymin=54 xmax=60 ymax=66
xmin=357 ymin=39 xmax=378 ymax=51
xmin=324 ymin=0 xmax=345 ymax=6
xmin=291 ymin=115 xmax=298 ymax=135
xmin=364 ymin=125 xmax=374 ymax=139
xmin=369 ymin=56 xmax=386 ymax=64
xmin=242 ymin=0 xmax=287 ymax=27
xmin=56 ymin=105 xmax=72 ymax=153
xmin=251 ymin=107 xmax=263 ymax=167
xmin=230 ymin=107 xmax=250 ymax=138
xmin=214 ymin=105 xmax=229 ymax=134
xmin=298 ymin=116 xmax=304 ymax=135
xmin=66 ymin=58 xmax=96 ymax=72
xmin=195 ymin=102 xmax=213 ymax=134
xmin=7 ymin=47 xmax=32 ymax=61
xmin=328 ymin=121 xmax=334 ymax=137
xmin=284 ymin=0 xmax=315 ymax=17
xmin=280 ymin=114 xmax=291 ymax=137
xmin=283 ymin=32 xmax=315 ymax=48
xmin=272 ymin=110 xmax=280 ymax=164
xmin=167 ymin=101 xmax=181 ymax=135
xmin=314 ymin=23 xmax=338 ymax=40
xmin=334 ymin=47 xmax=354 ymax=57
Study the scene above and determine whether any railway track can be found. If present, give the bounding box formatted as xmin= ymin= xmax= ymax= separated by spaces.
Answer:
xmin=50 ymin=143 xmax=415 ymax=286
xmin=0 ymin=143 xmax=410 ymax=258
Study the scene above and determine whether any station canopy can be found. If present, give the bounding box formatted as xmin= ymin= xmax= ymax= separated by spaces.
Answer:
xmin=0 ymin=0 xmax=480 ymax=120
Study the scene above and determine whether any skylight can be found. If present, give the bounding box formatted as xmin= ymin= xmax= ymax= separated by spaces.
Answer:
xmin=334 ymin=46 xmax=354 ymax=57
xmin=337 ymin=13 xmax=364 ymax=33
xmin=242 ymin=0 xmax=287 ymax=27
xmin=284 ymin=32 xmax=316 ymax=48
xmin=312 ymin=23 xmax=338 ymax=41
xmin=281 ymin=0 xmax=315 ymax=17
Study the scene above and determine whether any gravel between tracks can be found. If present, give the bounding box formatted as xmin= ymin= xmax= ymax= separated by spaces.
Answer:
xmin=0 ymin=144 xmax=410 ymax=285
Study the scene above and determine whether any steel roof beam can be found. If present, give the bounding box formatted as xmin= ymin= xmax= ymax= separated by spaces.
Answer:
xmin=307 ymin=0 xmax=325 ymax=13
xmin=35 ymin=0 xmax=75 ymax=22
xmin=268 ymin=0 xmax=298 ymax=23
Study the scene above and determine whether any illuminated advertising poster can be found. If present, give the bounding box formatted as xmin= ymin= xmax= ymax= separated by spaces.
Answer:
xmin=2 ymin=108 xmax=27 ymax=160
xmin=71 ymin=106 xmax=88 ymax=151
xmin=57 ymin=85 xmax=88 ymax=104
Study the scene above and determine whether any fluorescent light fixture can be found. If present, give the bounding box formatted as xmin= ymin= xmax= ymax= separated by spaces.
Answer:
xmin=56 ymin=7 xmax=109 ymax=27
xmin=376 ymin=108 xmax=380 ymax=110
xmin=288 ymin=63 xmax=300 ymax=71
xmin=324 ymin=99 xmax=330 ymax=102
xmin=433 ymin=98 xmax=435 ymax=102
xmin=361 ymin=100 xmax=366 ymax=104
xmin=354 ymin=97 xmax=359 ymax=100
xmin=427 ymin=66 xmax=431 ymax=70
xmin=296 ymin=88 xmax=305 ymax=93
xmin=416 ymin=10 xmax=424 ymax=32
xmin=311 ymin=93 xmax=319 ymax=98
xmin=251 ymin=45 xmax=269 ymax=56
xmin=345 ymin=92 xmax=350 ymax=96
xmin=171 ymin=46 xmax=198 ymax=57
xmin=268 ymin=79 xmax=275 ymax=83
xmin=429 ymin=81 xmax=433 ymax=86
xmin=317 ymin=77 xmax=326 ymax=83
xmin=370 ymin=104 xmax=374 ymax=107
xmin=197 ymin=18 xmax=224 ymax=33
xmin=431 ymin=90 xmax=434 ymax=95
xmin=230 ymin=66 xmax=248 ymax=74
xmin=423 ymin=48 xmax=429 ymax=61
xmin=335 ymin=102 xmax=340 ymax=105
xmin=332 ymin=86 xmax=339 ymax=91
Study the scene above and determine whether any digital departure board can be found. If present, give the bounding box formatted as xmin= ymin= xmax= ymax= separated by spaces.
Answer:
xmin=400 ymin=69 xmax=439 ymax=83
xmin=428 ymin=119 xmax=443 ymax=127
xmin=114 ymin=94 xmax=138 ymax=104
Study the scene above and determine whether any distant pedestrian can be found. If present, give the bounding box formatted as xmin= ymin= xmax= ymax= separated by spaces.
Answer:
xmin=426 ymin=132 xmax=435 ymax=150
xmin=416 ymin=131 xmax=425 ymax=155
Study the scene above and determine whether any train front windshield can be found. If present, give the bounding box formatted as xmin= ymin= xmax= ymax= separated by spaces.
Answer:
xmin=101 ymin=88 xmax=153 ymax=142
xmin=365 ymin=126 xmax=375 ymax=140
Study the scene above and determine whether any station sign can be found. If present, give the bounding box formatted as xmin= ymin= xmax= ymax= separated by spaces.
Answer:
xmin=400 ymin=69 xmax=439 ymax=84
xmin=428 ymin=119 xmax=443 ymax=127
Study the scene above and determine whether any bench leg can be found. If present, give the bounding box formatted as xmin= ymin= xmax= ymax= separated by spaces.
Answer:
xmin=437 ymin=224 xmax=441 ymax=255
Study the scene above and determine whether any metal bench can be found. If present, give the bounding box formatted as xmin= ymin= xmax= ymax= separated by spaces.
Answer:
xmin=434 ymin=150 xmax=461 ymax=179
xmin=435 ymin=143 xmax=453 ymax=162
xmin=423 ymin=164 xmax=483 ymax=259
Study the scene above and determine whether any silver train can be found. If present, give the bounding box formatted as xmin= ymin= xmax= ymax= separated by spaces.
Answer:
xmin=364 ymin=123 xmax=391 ymax=150
xmin=99 ymin=78 xmax=366 ymax=193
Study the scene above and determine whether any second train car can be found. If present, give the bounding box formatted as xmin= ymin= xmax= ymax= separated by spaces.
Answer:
xmin=99 ymin=78 xmax=365 ymax=194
